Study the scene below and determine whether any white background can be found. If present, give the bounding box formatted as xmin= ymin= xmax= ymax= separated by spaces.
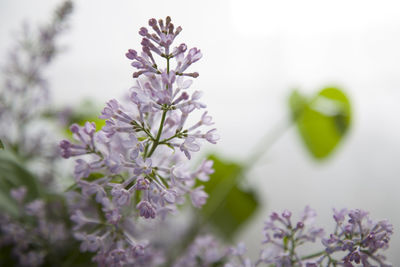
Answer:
xmin=1 ymin=0 xmax=400 ymax=264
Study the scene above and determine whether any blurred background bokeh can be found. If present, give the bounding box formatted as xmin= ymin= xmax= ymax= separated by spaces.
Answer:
xmin=1 ymin=0 xmax=399 ymax=264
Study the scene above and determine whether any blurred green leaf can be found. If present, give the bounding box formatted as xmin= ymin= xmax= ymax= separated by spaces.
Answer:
xmin=63 ymin=100 xmax=105 ymax=137
xmin=199 ymin=154 xmax=259 ymax=240
xmin=0 ymin=139 xmax=4 ymax=150
xmin=289 ymin=87 xmax=351 ymax=159
xmin=0 ymin=151 xmax=43 ymax=216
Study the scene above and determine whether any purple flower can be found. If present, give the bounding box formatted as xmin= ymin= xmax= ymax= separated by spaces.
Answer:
xmin=83 ymin=121 xmax=96 ymax=136
xmin=204 ymin=129 xmax=219 ymax=144
xmin=74 ymin=159 xmax=91 ymax=180
xmin=105 ymin=208 xmax=122 ymax=225
xmin=348 ymin=209 xmax=369 ymax=224
xmin=80 ymin=181 xmax=107 ymax=203
xmin=133 ymin=177 xmax=150 ymax=190
xmin=10 ymin=186 xmax=27 ymax=203
xmin=25 ymin=200 xmax=45 ymax=217
xmin=137 ymin=200 xmax=156 ymax=219
xmin=190 ymin=186 xmax=208 ymax=208
xmin=111 ymin=184 xmax=131 ymax=206
xmin=61 ymin=16 xmax=219 ymax=264
xmin=70 ymin=210 xmax=95 ymax=229
xmin=196 ymin=159 xmax=214 ymax=181
xmin=74 ymin=233 xmax=102 ymax=252
xmin=333 ymin=208 xmax=348 ymax=224
xmin=180 ymin=136 xmax=200 ymax=159
xmin=108 ymin=248 xmax=127 ymax=266
xmin=134 ymin=157 xmax=152 ymax=175
xmin=59 ymin=139 xmax=87 ymax=158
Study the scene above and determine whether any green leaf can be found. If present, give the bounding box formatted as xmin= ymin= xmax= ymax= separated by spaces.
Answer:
xmin=0 ymin=139 xmax=4 ymax=150
xmin=289 ymin=87 xmax=351 ymax=159
xmin=199 ymin=154 xmax=259 ymax=240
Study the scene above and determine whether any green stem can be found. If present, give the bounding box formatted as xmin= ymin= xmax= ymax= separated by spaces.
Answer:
xmin=300 ymin=250 xmax=326 ymax=261
xmin=146 ymin=109 xmax=167 ymax=158
xmin=159 ymin=130 xmax=186 ymax=144
xmin=289 ymin=230 xmax=297 ymax=263
xmin=167 ymin=57 xmax=170 ymax=74
xmin=141 ymin=126 xmax=155 ymax=141
xmin=245 ymin=116 xmax=293 ymax=170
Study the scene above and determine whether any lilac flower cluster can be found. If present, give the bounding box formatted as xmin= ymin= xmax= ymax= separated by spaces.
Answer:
xmin=258 ymin=206 xmax=325 ymax=266
xmin=0 ymin=187 xmax=68 ymax=267
xmin=173 ymin=235 xmax=228 ymax=267
xmin=225 ymin=207 xmax=393 ymax=267
xmin=60 ymin=16 xmax=218 ymax=265
xmin=321 ymin=209 xmax=393 ymax=267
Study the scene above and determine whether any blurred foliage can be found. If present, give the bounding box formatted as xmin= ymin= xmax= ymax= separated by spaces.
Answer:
xmin=0 ymin=140 xmax=3 ymax=150
xmin=62 ymin=100 xmax=105 ymax=136
xmin=289 ymin=87 xmax=351 ymax=159
xmin=43 ymin=100 xmax=105 ymax=137
xmin=199 ymin=154 xmax=259 ymax=240
xmin=0 ymin=151 xmax=43 ymax=216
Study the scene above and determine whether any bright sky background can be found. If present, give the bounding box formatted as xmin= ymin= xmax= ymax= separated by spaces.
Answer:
xmin=1 ymin=0 xmax=400 ymax=263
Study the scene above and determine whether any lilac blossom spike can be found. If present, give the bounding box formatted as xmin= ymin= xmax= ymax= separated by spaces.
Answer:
xmin=235 ymin=206 xmax=395 ymax=267
xmin=61 ymin=16 xmax=218 ymax=265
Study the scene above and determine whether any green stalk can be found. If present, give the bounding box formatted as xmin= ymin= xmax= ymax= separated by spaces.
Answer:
xmin=146 ymin=109 xmax=167 ymax=158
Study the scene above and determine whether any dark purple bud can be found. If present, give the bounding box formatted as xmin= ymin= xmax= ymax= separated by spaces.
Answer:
xmin=70 ymin=123 xmax=80 ymax=134
xmin=149 ymin=18 xmax=157 ymax=27
xmin=139 ymin=27 xmax=148 ymax=36
xmin=175 ymin=26 xmax=182 ymax=35
xmin=137 ymin=201 xmax=156 ymax=219
xmin=60 ymin=139 xmax=71 ymax=149
xmin=270 ymin=212 xmax=280 ymax=221
xmin=189 ymin=72 xmax=199 ymax=78
xmin=168 ymin=23 xmax=174 ymax=34
xmin=282 ymin=210 xmax=292 ymax=219
xmin=125 ymin=49 xmax=137 ymax=60
xmin=181 ymin=92 xmax=189 ymax=100
xmin=158 ymin=19 xmax=164 ymax=29
xmin=166 ymin=16 xmax=171 ymax=26
xmin=133 ymin=71 xmax=143 ymax=78
xmin=296 ymin=221 xmax=304 ymax=229
xmin=179 ymin=43 xmax=187 ymax=53
xmin=141 ymin=38 xmax=151 ymax=47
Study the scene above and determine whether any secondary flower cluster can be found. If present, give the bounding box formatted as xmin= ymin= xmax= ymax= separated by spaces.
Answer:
xmin=225 ymin=207 xmax=393 ymax=267
xmin=0 ymin=187 xmax=68 ymax=267
xmin=60 ymin=16 xmax=218 ymax=265
xmin=321 ymin=208 xmax=393 ymax=266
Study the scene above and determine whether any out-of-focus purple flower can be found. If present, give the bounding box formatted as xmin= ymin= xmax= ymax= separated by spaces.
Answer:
xmin=173 ymin=235 xmax=227 ymax=267
xmin=111 ymin=184 xmax=131 ymax=206
xmin=25 ymin=200 xmax=45 ymax=217
xmin=196 ymin=159 xmax=214 ymax=182
xmin=257 ymin=207 xmax=393 ymax=266
xmin=190 ymin=186 xmax=208 ymax=208
xmin=74 ymin=159 xmax=91 ymax=179
xmin=10 ymin=186 xmax=27 ymax=203
xmin=74 ymin=232 xmax=102 ymax=252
